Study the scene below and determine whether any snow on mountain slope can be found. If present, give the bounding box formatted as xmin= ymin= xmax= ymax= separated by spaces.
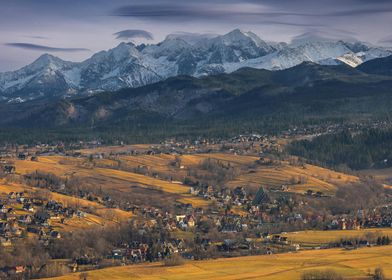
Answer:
xmin=257 ymin=40 xmax=359 ymax=70
xmin=195 ymin=29 xmax=275 ymax=64
xmin=337 ymin=53 xmax=364 ymax=67
xmin=0 ymin=29 xmax=391 ymax=102
xmin=78 ymin=42 xmax=163 ymax=91
xmin=0 ymin=54 xmax=74 ymax=92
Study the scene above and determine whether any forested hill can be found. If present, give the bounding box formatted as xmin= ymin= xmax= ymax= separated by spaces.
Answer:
xmin=288 ymin=129 xmax=392 ymax=170
xmin=0 ymin=57 xmax=392 ymax=144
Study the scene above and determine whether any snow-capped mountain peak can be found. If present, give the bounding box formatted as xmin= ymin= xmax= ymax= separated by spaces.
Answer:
xmin=0 ymin=29 xmax=391 ymax=103
xmin=18 ymin=53 xmax=71 ymax=74
xmin=143 ymin=37 xmax=190 ymax=60
xmin=87 ymin=42 xmax=140 ymax=64
xmin=211 ymin=29 xmax=270 ymax=50
xmin=164 ymin=32 xmax=219 ymax=45
xmin=221 ymin=29 xmax=253 ymax=43
xmin=32 ymin=53 xmax=62 ymax=67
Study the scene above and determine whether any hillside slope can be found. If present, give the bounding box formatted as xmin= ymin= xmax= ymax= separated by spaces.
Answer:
xmin=1 ymin=62 xmax=391 ymax=130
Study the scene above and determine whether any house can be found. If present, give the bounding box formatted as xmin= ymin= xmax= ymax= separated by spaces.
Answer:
xmin=2 ymin=165 xmax=15 ymax=174
xmin=280 ymin=236 xmax=289 ymax=244
xmin=176 ymin=215 xmax=186 ymax=223
xmin=189 ymin=187 xmax=198 ymax=195
xmin=339 ymin=219 xmax=347 ymax=230
xmin=272 ymin=235 xmax=281 ymax=243
xmin=8 ymin=192 xmax=16 ymax=199
xmin=0 ymin=237 xmax=12 ymax=247
xmin=27 ymin=226 xmax=40 ymax=234
xmin=262 ymin=232 xmax=272 ymax=241
xmin=23 ymin=203 xmax=34 ymax=212
xmin=315 ymin=191 xmax=323 ymax=198
xmin=16 ymin=196 xmax=26 ymax=203
xmin=0 ymin=222 xmax=10 ymax=233
xmin=0 ymin=204 xmax=7 ymax=213
xmin=76 ymin=210 xmax=86 ymax=218
xmin=359 ymin=240 xmax=370 ymax=247
xmin=12 ymin=226 xmax=23 ymax=237
xmin=17 ymin=153 xmax=27 ymax=160
xmin=220 ymin=224 xmax=239 ymax=233
xmin=178 ymin=221 xmax=188 ymax=230
xmin=185 ymin=215 xmax=196 ymax=228
xmin=292 ymin=244 xmax=301 ymax=251
xmin=233 ymin=187 xmax=247 ymax=198
xmin=50 ymin=231 xmax=61 ymax=239
xmin=19 ymin=215 xmax=33 ymax=224
xmin=50 ymin=214 xmax=62 ymax=221
xmin=32 ymin=199 xmax=44 ymax=206
xmin=110 ymin=249 xmax=125 ymax=260
xmin=15 ymin=266 xmax=26 ymax=274
xmin=306 ymin=189 xmax=314 ymax=196
xmin=294 ymin=213 xmax=303 ymax=220
xmin=5 ymin=212 xmax=16 ymax=221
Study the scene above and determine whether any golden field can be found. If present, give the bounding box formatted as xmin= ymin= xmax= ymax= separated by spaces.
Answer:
xmin=7 ymin=152 xmax=365 ymax=213
xmin=48 ymin=245 xmax=392 ymax=280
xmin=282 ymin=228 xmax=392 ymax=246
xmin=104 ymin=152 xmax=359 ymax=194
xmin=227 ymin=163 xmax=358 ymax=194
xmin=12 ymin=156 xmax=209 ymax=208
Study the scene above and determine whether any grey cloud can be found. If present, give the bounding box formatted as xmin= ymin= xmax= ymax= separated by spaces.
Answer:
xmin=324 ymin=7 xmax=392 ymax=17
xmin=111 ymin=4 xmax=310 ymax=20
xmin=111 ymin=3 xmax=392 ymax=23
xmin=291 ymin=30 xmax=359 ymax=43
xmin=256 ymin=21 xmax=323 ymax=27
xmin=5 ymin=43 xmax=90 ymax=52
xmin=25 ymin=36 xmax=49 ymax=40
xmin=113 ymin=29 xmax=153 ymax=40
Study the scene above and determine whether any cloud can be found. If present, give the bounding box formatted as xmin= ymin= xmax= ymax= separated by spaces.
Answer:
xmin=25 ymin=35 xmax=49 ymax=40
xmin=110 ymin=2 xmax=392 ymax=22
xmin=4 ymin=43 xmax=90 ymax=52
xmin=291 ymin=30 xmax=359 ymax=43
xmin=110 ymin=4 xmax=309 ymax=21
xmin=113 ymin=29 xmax=153 ymax=40
xmin=324 ymin=7 xmax=392 ymax=17
xmin=256 ymin=21 xmax=324 ymax=27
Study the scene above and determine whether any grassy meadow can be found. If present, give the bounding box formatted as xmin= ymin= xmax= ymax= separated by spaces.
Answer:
xmin=48 ymin=245 xmax=392 ymax=280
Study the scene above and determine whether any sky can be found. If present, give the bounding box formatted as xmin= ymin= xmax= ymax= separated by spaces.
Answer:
xmin=0 ymin=0 xmax=392 ymax=72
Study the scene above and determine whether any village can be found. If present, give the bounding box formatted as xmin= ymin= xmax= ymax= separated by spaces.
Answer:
xmin=0 ymin=190 xmax=89 ymax=247
xmin=1 ymin=130 xmax=392 ymax=278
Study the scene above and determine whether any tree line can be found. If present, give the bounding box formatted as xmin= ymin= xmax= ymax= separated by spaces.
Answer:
xmin=288 ymin=129 xmax=392 ymax=170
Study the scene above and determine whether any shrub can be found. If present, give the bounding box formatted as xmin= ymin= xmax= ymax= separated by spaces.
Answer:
xmin=163 ymin=254 xmax=185 ymax=267
xmin=373 ymin=267 xmax=385 ymax=280
xmin=79 ymin=272 xmax=89 ymax=280
xmin=301 ymin=269 xmax=343 ymax=280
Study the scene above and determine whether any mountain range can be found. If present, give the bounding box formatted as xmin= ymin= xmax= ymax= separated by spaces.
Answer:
xmin=1 ymin=29 xmax=391 ymax=104
xmin=1 ymin=55 xmax=392 ymax=133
